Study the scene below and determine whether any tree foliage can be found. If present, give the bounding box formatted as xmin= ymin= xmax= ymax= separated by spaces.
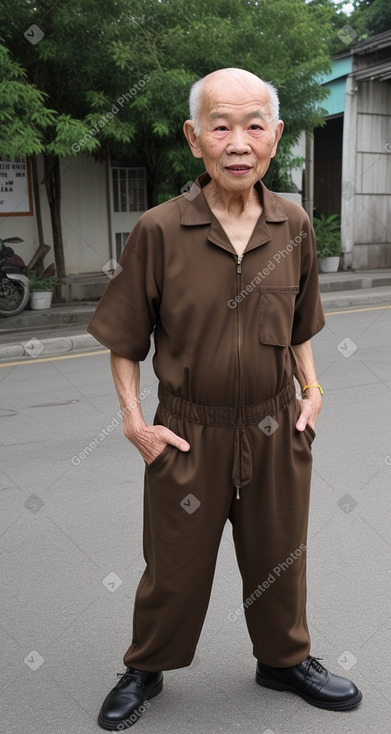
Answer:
xmin=349 ymin=0 xmax=391 ymax=37
xmin=0 ymin=43 xmax=55 ymax=156
xmin=312 ymin=0 xmax=391 ymax=54
xmin=0 ymin=0 xmax=334 ymax=186
xmin=0 ymin=0 xmax=339 ymax=271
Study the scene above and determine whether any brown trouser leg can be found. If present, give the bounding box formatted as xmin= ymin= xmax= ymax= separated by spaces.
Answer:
xmin=228 ymin=398 xmax=313 ymax=667
xmin=123 ymin=390 xmax=313 ymax=671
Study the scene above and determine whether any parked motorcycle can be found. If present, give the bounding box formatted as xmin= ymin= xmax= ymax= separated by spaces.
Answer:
xmin=0 ymin=237 xmax=30 ymax=317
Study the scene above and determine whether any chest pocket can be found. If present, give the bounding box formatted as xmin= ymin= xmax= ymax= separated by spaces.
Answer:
xmin=259 ymin=285 xmax=299 ymax=347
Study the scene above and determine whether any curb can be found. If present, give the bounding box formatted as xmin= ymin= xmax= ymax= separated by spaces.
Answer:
xmin=0 ymin=333 xmax=100 ymax=360
xmin=321 ymin=286 xmax=391 ymax=310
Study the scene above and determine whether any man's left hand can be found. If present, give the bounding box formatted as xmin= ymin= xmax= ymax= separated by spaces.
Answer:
xmin=296 ymin=387 xmax=322 ymax=432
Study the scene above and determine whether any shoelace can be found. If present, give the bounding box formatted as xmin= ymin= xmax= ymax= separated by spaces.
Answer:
xmin=117 ymin=670 xmax=146 ymax=688
xmin=306 ymin=656 xmax=326 ymax=676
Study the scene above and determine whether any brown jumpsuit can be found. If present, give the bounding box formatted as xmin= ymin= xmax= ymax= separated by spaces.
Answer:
xmin=88 ymin=173 xmax=325 ymax=671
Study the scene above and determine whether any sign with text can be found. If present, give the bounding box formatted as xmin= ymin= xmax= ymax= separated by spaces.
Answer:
xmin=0 ymin=158 xmax=33 ymax=216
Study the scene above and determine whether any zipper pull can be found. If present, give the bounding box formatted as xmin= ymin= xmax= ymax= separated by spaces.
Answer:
xmin=236 ymin=255 xmax=243 ymax=274
xmin=236 ymin=486 xmax=241 ymax=500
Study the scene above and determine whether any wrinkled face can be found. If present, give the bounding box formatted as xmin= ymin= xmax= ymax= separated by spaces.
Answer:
xmin=185 ymin=73 xmax=283 ymax=192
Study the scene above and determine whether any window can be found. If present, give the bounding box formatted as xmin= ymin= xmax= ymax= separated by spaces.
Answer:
xmin=112 ymin=167 xmax=147 ymax=213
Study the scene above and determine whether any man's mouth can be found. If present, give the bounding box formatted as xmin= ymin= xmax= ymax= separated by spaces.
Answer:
xmin=226 ymin=165 xmax=251 ymax=171
xmin=225 ymin=165 xmax=252 ymax=177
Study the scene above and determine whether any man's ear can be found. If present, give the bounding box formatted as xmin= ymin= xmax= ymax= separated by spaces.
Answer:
xmin=270 ymin=120 xmax=284 ymax=159
xmin=183 ymin=120 xmax=203 ymax=159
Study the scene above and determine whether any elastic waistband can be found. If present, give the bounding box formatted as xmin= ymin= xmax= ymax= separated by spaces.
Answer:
xmin=157 ymin=381 xmax=296 ymax=428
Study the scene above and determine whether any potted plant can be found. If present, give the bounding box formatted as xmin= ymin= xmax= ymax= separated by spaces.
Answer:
xmin=28 ymin=272 xmax=58 ymax=310
xmin=313 ymin=213 xmax=342 ymax=273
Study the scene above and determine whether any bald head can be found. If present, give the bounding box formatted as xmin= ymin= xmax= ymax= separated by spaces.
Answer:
xmin=189 ymin=68 xmax=280 ymax=135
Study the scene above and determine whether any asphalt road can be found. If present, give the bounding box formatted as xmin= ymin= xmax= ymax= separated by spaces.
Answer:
xmin=1 ymin=304 xmax=391 ymax=734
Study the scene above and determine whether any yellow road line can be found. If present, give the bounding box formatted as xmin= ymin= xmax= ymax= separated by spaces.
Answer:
xmin=325 ymin=304 xmax=391 ymax=316
xmin=0 ymin=349 xmax=109 ymax=368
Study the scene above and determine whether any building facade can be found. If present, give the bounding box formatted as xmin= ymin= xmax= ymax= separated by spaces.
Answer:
xmin=294 ymin=30 xmax=391 ymax=270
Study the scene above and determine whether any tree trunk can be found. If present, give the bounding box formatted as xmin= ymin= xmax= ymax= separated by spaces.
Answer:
xmin=43 ymin=153 xmax=65 ymax=278
xmin=30 ymin=155 xmax=44 ymax=248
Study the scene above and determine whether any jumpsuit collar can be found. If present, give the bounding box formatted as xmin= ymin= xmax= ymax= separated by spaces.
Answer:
xmin=180 ymin=172 xmax=289 ymax=256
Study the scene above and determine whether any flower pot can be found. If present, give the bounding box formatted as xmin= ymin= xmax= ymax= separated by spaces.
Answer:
xmin=29 ymin=291 xmax=53 ymax=310
xmin=317 ymin=256 xmax=340 ymax=273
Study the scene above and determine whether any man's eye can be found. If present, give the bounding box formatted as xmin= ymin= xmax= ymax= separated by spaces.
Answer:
xmin=215 ymin=126 xmax=228 ymax=131
xmin=250 ymin=124 xmax=263 ymax=130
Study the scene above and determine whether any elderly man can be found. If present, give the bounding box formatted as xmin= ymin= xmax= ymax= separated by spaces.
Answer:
xmin=88 ymin=68 xmax=362 ymax=730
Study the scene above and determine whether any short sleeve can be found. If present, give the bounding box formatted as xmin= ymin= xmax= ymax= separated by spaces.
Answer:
xmin=291 ymin=220 xmax=325 ymax=345
xmin=87 ymin=216 xmax=162 ymax=360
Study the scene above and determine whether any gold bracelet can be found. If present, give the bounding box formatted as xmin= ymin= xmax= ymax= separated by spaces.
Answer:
xmin=301 ymin=383 xmax=324 ymax=395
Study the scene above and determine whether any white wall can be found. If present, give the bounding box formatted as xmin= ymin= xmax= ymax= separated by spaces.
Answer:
xmin=60 ymin=155 xmax=110 ymax=273
xmin=0 ymin=154 xmax=111 ymax=275
xmin=289 ymin=132 xmax=306 ymax=194
xmin=352 ymin=80 xmax=391 ymax=268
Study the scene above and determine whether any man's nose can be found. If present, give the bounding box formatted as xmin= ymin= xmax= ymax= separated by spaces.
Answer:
xmin=226 ymin=129 xmax=251 ymax=154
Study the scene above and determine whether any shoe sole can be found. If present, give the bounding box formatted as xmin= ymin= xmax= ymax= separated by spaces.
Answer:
xmin=97 ymin=679 xmax=163 ymax=731
xmin=256 ymin=672 xmax=362 ymax=711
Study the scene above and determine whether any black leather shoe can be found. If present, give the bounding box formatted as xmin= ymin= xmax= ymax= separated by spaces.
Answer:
xmin=256 ymin=655 xmax=362 ymax=711
xmin=98 ymin=667 xmax=163 ymax=730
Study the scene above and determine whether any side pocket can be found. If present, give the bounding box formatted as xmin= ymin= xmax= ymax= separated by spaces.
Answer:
xmin=303 ymin=423 xmax=316 ymax=444
xmin=145 ymin=403 xmax=174 ymax=469
xmin=259 ymin=285 xmax=299 ymax=346
xmin=145 ymin=444 xmax=174 ymax=470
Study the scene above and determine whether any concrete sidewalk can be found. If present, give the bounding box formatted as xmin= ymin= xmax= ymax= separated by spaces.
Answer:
xmin=0 ymin=269 xmax=391 ymax=360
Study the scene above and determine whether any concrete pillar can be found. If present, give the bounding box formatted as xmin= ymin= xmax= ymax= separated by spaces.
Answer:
xmin=303 ymin=131 xmax=314 ymax=224
xmin=341 ymin=74 xmax=358 ymax=270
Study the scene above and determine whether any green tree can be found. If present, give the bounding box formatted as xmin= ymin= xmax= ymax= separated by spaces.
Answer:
xmin=308 ymin=0 xmax=352 ymax=53
xmin=1 ymin=0 xmax=137 ymax=276
xmin=0 ymin=43 xmax=55 ymax=156
xmin=0 ymin=0 xmax=335 ymax=275
xmin=350 ymin=0 xmax=391 ymax=37
xmin=318 ymin=0 xmax=391 ymax=53
xmin=94 ymin=0 xmax=335 ymax=196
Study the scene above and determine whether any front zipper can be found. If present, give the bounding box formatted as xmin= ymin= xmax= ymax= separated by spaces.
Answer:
xmin=235 ymin=254 xmax=244 ymax=499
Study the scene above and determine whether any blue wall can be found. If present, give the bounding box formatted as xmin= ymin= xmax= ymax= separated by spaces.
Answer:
xmin=319 ymin=55 xmax=352 ymax=116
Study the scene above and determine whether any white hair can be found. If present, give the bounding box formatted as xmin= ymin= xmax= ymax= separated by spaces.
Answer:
xmin=189 ymin=72 xmax=280 ymax=135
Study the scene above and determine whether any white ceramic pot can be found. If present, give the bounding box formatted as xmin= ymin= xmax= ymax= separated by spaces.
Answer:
xmin=30 ymin=291 xmax=53 ymax=310
xmin=317 ymin=256 xmax=340 ymax=273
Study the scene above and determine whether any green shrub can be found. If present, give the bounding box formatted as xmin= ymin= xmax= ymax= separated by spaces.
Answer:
xmin=313 ymin=213 xmax=341 ymax=258
xmin=28 ymin=272 xmax=59 ymax=291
